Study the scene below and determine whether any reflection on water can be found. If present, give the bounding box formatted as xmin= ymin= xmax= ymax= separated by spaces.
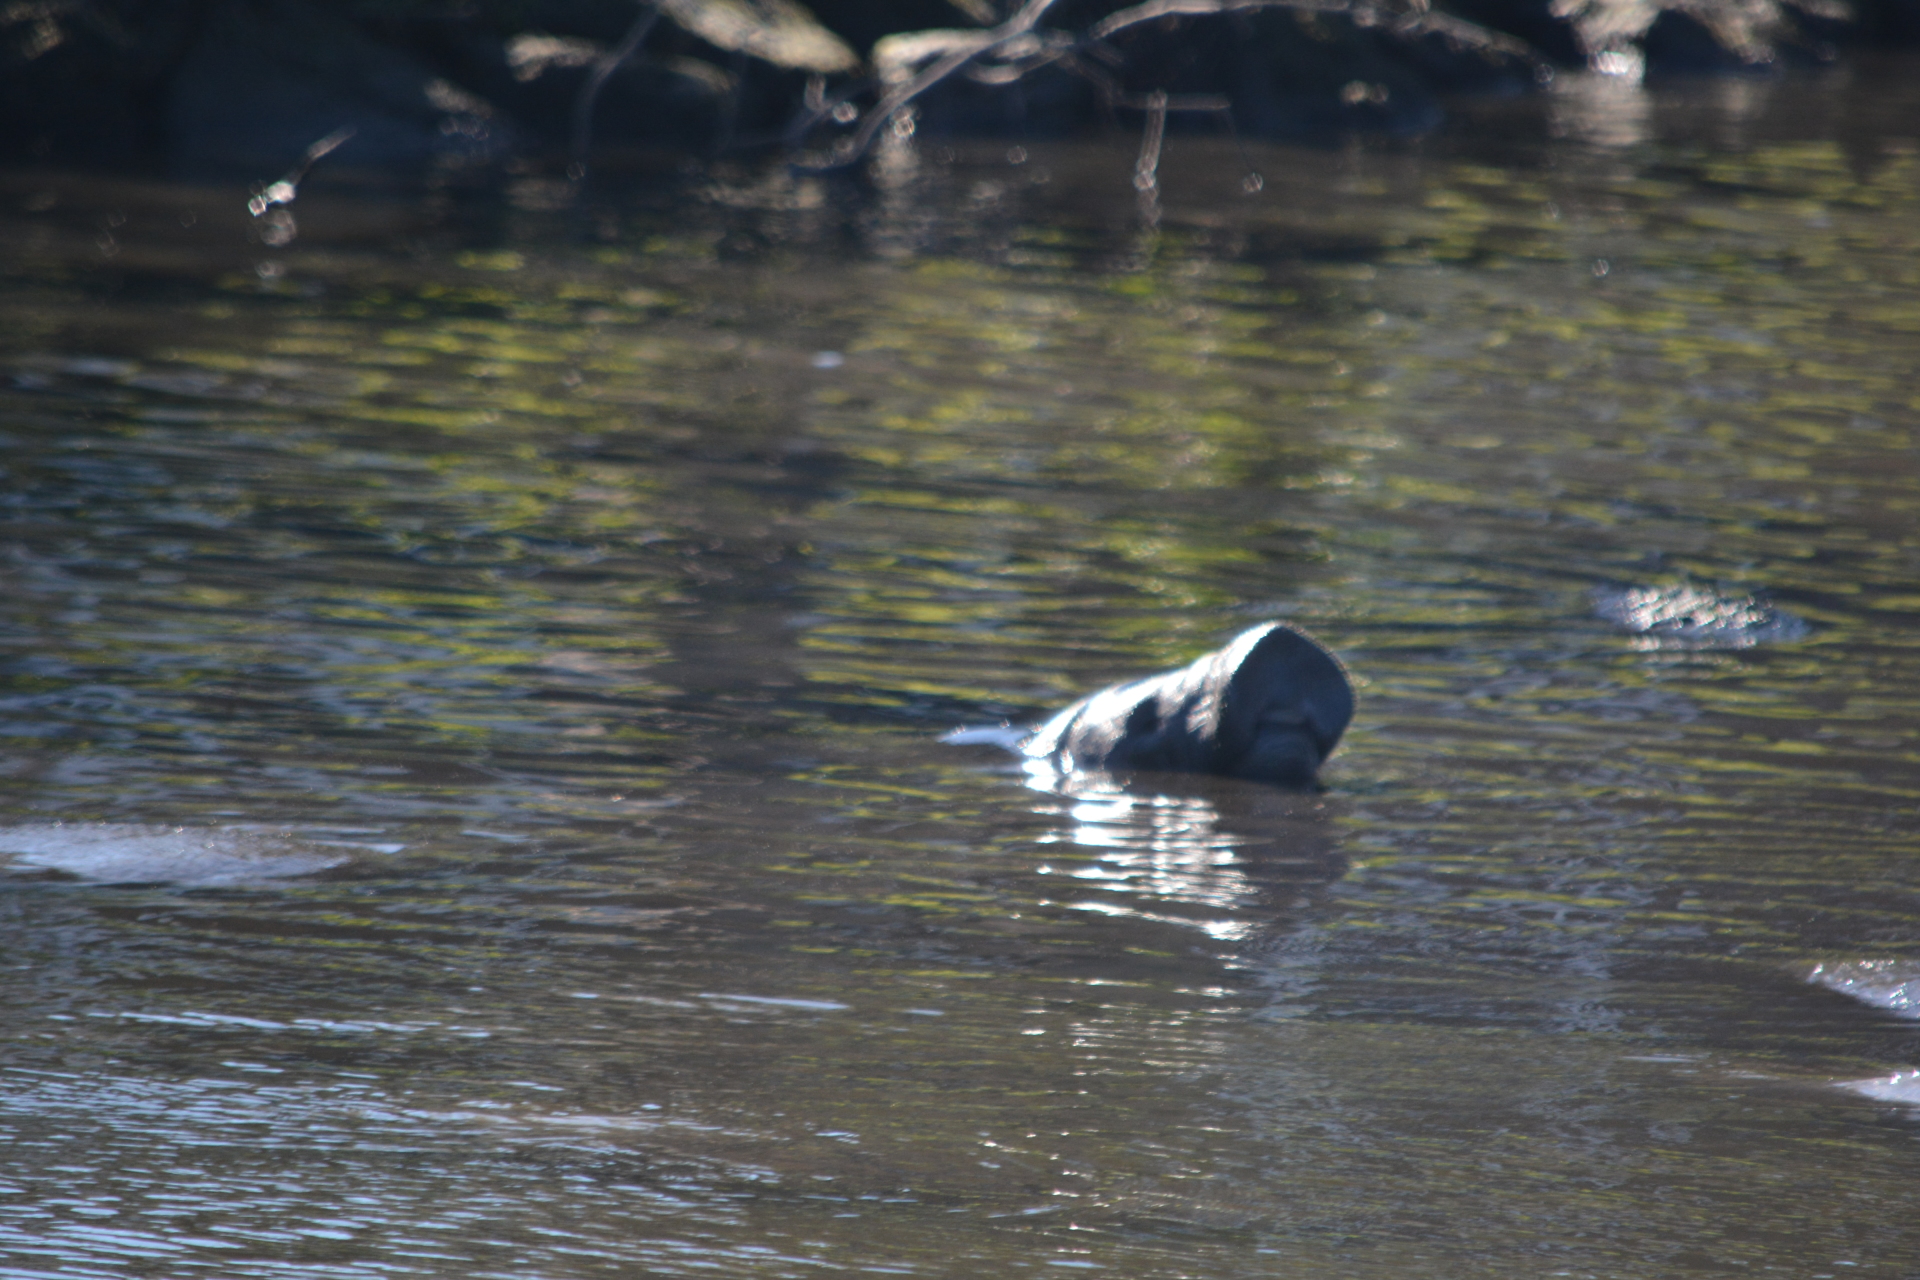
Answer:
xmin=1549 ymin=65 xmax=1655 ymax=148
xmin=1027 ymin=772 xmax=1343 ymax=942
xmin=0 ymin=823 xmax=373 ymax=883
xmin=3 ymin=59 xmax=1920 ymax=1279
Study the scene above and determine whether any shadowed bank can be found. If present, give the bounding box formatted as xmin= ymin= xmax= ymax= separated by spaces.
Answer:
xmin=4 ymin=0 xmax=1919 ymax=179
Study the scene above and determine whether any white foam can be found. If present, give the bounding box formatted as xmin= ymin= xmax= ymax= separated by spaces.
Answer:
xmin=939 ymin=724 xmax=1030 ymax=751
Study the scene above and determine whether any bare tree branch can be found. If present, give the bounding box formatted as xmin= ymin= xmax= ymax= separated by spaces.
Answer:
xmin=572 ymin=1 xmax=666 ymax=172
xmin=803 ymin=0 xmax=1066 ymax=168
xmin=1089 ymin=0 xmax=1354 ymax=42
xmin=1383 ymin=6 xmax=1544 ymax=61
xmin=793 ymin=0 xmax=1547 ymax=172
xmin=1133 ymin=88 xmax=1168 ymax=192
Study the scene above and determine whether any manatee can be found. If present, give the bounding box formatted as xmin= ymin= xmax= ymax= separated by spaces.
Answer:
xmin=1022 ymin=623 xmax=1353 ymax=787
xmin=1593 ymin=584 xmax=1809 ymax=649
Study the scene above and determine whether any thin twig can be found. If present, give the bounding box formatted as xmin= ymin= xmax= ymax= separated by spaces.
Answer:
xmin=1133 ymin=90 xmax=1168 ymax=193
xmin=299 ymin=125 xmax=359 ymax=171
xmin=797 ymin=0 xmax=1331 ymax=169
xmin=1090 ymin=0 xmax=1544 ymax=67
xmin=801 ymin=0 xmax=1065 ymax=169
xmin=1213 ymin=105 xmax=1264 ymax=193
xmin=1386 ymin=7 xmax=1542 ymax=62
xmin=1089 ymin=0 xmax=1351 ymax=41
xmin=572 ymin=0 xmax=665 ymax=174
xmin=248 ymin=125 xmax=357 ymax=215
xmin=783 ymin=73 xmax=868 ymax=149
xmin=793 ymin=0 xmax=1542 ymax=171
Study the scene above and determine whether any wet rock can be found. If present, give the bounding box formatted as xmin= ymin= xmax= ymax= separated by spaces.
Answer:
xmin=397 ymin=1 xmax=861 ymax=156
xmin=1022 ymin=623 xmax=1354 ymax=787
xmin=658 ymin=0 xmax=856 ymax=73
xmin=164 ymin=0 xmax=508 ymax=178
xmin=1455 ymin=0 xmax=1855 ymax=73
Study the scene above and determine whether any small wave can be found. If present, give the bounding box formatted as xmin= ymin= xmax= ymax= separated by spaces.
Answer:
xmin=938 ymin=724 xmax=1030 ymax=751
xmin=697 ymin=993 xmax=850 ymax=1011
xmin=1808 ymin=960 xmax=1920 ymax=1017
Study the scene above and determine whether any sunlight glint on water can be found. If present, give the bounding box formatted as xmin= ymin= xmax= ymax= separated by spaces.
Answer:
xmin=2 ymin=65 xmax=1920 ymax=1278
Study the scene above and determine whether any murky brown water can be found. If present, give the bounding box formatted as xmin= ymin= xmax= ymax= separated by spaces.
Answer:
xmin=3 ymin=61 xmax=1920 ymax=1278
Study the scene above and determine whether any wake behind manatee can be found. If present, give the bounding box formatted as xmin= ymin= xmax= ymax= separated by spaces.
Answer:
xmin=1809 ymin=961 xmax=1920 ymax=1107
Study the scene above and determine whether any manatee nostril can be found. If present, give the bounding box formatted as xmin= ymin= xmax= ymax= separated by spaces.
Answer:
xmin=1233 ymin=726 xmax=1323 ymax=784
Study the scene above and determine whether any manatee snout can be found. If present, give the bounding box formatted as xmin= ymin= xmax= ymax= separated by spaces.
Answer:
xmin=1023 ymin=623 xmax=1353 ymax=786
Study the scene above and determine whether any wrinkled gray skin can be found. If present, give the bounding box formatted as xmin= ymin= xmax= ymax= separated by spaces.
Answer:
xmin=1023 ymin=623 xmax=1354 ymax=786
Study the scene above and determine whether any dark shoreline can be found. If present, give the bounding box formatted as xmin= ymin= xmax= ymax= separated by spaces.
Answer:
xmin=4 ymin=0 xmax=1917 ymax=181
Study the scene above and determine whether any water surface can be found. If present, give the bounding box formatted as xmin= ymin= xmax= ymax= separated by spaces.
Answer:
xmin=3 ymin=64 xmax=1920 ymax=1278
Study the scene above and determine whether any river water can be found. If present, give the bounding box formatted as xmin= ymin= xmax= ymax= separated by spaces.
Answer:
xmin=2 ymin=61 xmax=1919 ymax=1278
